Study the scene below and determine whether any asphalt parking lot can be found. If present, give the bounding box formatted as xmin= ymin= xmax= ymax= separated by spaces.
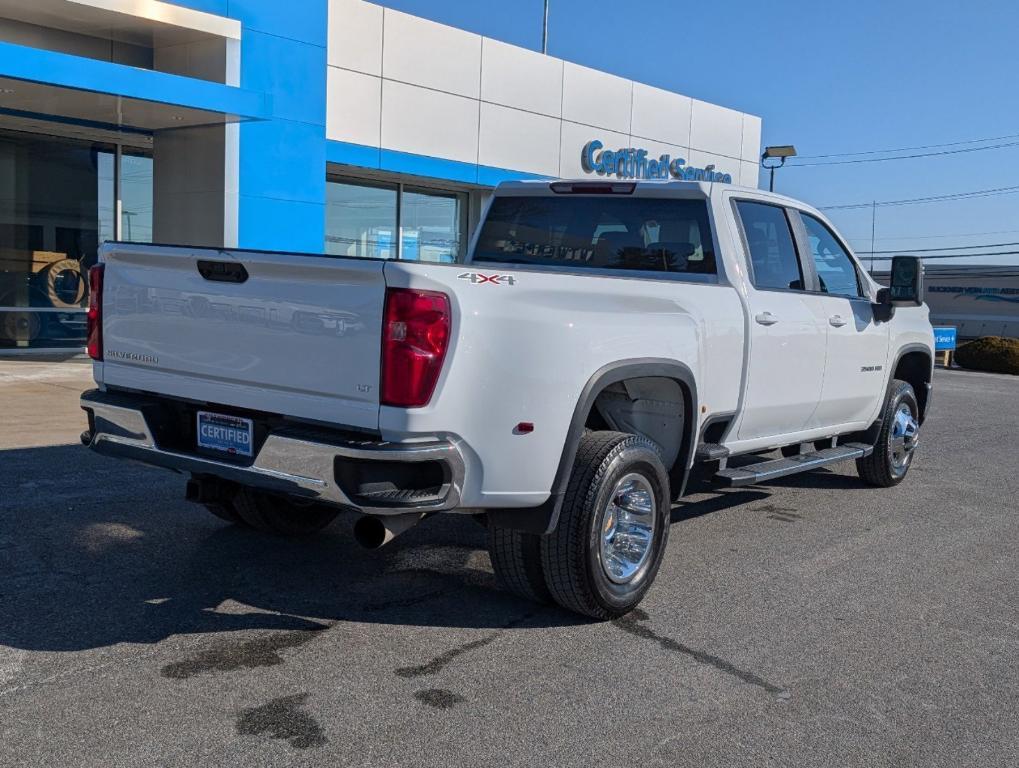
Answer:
xmin=1 ymin=359 xmax=1017 ymax=767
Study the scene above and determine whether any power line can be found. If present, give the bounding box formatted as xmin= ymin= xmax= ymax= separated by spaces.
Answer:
xmin=864 ymin=250 xmax=1019 ymax=260
xmin=821 ymin=185 xmax=1019 ymax=211
xmin=794 ymin=132 xmax=1019 ymax=160
xmin=854 ymin=240 xmax=1019 ymax=255
xmin=847 ymin=228 xmax=1019 ymax=242
xmin=787 ymin=139 xmax=1019 ymax=167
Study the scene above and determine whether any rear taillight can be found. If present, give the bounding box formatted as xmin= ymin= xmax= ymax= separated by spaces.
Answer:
xmin=381 ymin=288 xmax=451 ymax=408
xmin=86 ymin=264 xmax=104 ymax=361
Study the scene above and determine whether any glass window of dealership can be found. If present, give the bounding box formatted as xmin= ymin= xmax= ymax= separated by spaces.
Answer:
xmin=326 ymin=177 xmax=467 ymax=263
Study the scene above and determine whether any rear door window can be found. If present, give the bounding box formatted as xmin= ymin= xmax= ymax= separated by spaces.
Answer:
xmin=473 ymin=196 xmax=716 ymax=275
xmin=735 ymin=201 xmax=805 ymax=291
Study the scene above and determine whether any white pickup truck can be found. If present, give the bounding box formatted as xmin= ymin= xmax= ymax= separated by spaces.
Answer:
xmin=81 ymin=180 xmax=934 ymax=619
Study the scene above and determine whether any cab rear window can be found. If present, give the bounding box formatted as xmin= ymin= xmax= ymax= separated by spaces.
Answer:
xmin=473 ymin=196 xmax=716 ymax=275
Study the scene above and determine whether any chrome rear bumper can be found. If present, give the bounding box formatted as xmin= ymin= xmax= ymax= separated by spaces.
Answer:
xmin=80 ymin=389 xmax=464 ymax=516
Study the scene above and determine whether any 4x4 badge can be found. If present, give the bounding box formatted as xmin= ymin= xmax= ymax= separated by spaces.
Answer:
xmin=457 ymin=272 xmax=516 ymax=286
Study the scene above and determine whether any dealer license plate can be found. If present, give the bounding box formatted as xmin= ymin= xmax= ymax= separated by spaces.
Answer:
xmin=196 ymin=411 xmax=254 ymax=457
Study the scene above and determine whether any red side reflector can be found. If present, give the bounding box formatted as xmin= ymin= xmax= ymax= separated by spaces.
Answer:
xmin=381 ymin=288 xmax=451 ymax=408
xmin=86 ymin=264 xmax=104 ymax=361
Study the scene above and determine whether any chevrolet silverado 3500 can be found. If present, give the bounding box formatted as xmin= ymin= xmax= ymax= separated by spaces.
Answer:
xmin=81 ymin=180 xmax=934 ymax=619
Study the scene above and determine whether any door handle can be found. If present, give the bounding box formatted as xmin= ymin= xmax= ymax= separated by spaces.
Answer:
xmin=755 ymin=312 xmax=779 ymax=326
xmin=829 ymin=315 xmax=848 ymax=328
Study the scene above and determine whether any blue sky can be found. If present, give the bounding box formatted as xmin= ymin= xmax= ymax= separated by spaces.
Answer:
xmin=376 ymin=0 xmax=1019 ymax=263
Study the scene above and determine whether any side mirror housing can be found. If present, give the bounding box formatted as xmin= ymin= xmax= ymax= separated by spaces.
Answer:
xmin=872 ymin=287 xmax=895 ymax=322
xmin=889 ymin=255 xmax=924 ymax=306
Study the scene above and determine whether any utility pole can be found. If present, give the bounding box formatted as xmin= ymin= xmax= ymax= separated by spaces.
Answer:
xmin=541 ymin=0 xmax=549 ymax=54
xmin=870 ymin=200 xmax=877 ymax=273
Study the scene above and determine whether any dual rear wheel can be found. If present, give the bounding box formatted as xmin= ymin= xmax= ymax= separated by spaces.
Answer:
xmin=488 ymin=431 xmax=671 ymax=620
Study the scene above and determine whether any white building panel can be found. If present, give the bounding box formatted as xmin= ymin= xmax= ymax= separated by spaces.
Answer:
xmin=328 ymin=0 xmax=383 ymax=75
xmin=381 ymin=79 xmax=479 ymax=164
xmin=479 ymin=102 xmax=560 ymax=176
xmin=327 ymin=67 xmax=381 ymax=146
xmin=627 ymin=138 xmax=687 ymax=167
xmin=630 ymin=82 xmax=692 ymax=147
xmin=686 ymin=149 xmax=740 ymax=181
xmin=559 ymin=121 xmax=629 ymax=178
xmin=690 ymin=100 xmax=744 ymax=159
xmin=561 ymin=61 xmax=632 ymax=135
xmin=480 ymin=38 xmax=563 ymax=118
xmin=741 ymin=113 xmax=762 ymax=161
xmin=382 ymin=9 xmax=482 ymax=99
xmin=740 ymin=160 xmax=761 ymax=189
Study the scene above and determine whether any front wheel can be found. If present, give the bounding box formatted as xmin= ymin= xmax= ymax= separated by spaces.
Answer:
xmin=857 ymin=379 xmax=920 ymax=487
xmin=540 ymin=432 xmax=671 ymax=620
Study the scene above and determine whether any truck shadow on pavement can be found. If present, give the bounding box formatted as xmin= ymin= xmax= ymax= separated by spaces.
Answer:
xmin=0 ymin=444 xmax=586 ymax=653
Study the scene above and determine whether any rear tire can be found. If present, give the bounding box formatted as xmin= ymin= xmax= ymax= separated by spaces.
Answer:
xmin=203 ymin=501 xmax=246 ymax=526
xmin=857 ymin=379 xmax=920 ymax=487
xmin=488 ymin=526 xmax=551 ymax=604
xmin=540 ymin=432 xmax=670 ymax=620
xmin=232 ymin=487 xmax=339 ymax=536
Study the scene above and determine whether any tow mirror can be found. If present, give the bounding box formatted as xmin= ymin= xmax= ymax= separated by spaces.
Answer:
xmin=889 ymin=255 xmax=924 ymax=306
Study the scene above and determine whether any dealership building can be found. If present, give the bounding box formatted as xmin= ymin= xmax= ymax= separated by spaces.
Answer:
xmin=0 ymin=0 xmax=763 ymax=350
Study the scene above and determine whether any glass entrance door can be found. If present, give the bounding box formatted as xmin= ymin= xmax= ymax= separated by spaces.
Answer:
xmin=0 ymin=128 xmax=152 ymax=349
xmin=0 ymin=130 xmax=109 ymax=348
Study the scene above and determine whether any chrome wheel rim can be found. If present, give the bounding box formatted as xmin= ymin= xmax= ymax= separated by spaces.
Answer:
xmin=889 ymin=402 xmax=919 ymax=470
xmin=598 ymin=473 xmax=657 ymax=585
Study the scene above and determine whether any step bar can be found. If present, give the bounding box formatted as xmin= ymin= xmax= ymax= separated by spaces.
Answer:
xmin=714 ymin=443 xmax=873 ymax=488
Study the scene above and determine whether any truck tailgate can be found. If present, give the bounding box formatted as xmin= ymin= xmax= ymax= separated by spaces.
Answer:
xmin=99 ymin=244 xmax=385 ymax=430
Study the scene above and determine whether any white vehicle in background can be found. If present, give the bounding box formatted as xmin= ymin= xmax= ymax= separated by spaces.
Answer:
xmin=81 ymin=179 xmax=934 ymax=619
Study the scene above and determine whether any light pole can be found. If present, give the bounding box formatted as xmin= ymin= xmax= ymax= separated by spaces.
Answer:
xmin=123 ymin=210 xmax=136 ymax=241
xmin=541 ymin=0 xmax=549 ymax=54
xmin=761 ymin=145 xmax=797 ymax=192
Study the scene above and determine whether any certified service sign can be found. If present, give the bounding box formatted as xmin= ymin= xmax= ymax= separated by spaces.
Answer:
xmin=582 ymin=140 xmax=733 ymax=183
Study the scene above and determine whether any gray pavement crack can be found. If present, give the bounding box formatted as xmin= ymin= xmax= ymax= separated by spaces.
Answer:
xmin=614 ymin=608 xmax=789 ymax=700
xmin=394 ymin=611 xmax=537 ymax=679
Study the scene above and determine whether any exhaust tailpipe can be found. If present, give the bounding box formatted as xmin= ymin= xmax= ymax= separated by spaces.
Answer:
xmin=353 ymin=512 xmax=426 ymax=549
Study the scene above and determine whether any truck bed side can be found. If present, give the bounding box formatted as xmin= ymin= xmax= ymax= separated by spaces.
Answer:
xmin=379 ymin=261 xmax=745 ymax=508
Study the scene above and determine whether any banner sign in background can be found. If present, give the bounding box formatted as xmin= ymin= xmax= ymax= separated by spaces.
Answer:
xmin=934 ymin=327 xmax=957 ymax=351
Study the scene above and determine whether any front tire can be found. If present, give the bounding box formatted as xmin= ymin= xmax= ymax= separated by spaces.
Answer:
xmin=857 ymin=379 xmax=920 ymax=487
xmin=541 ymin=432 xmax=670 ymax=620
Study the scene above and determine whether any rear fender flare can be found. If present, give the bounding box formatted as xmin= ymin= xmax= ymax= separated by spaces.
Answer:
xmin=489 ymin=359 xmax=698 ymax=535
